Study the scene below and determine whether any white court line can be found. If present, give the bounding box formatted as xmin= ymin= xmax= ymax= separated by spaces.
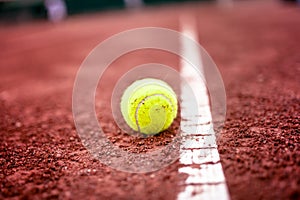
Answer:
xmin=177 ymin=16 xmax=230 ymax=200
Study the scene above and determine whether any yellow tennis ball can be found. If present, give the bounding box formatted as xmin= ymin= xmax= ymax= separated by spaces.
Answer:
xmin=120 ymin=78 xmax=178 ymax=135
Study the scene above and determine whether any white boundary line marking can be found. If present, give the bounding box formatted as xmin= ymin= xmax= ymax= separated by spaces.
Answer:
xmin=177 ymin=16 xmax=230 ymax=200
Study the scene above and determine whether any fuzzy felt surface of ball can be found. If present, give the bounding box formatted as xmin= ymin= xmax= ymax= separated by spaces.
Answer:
xmin=120 ymin=78 xmax=178 ymax=135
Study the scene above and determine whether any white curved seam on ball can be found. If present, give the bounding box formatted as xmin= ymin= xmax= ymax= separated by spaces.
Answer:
xmin=134 ymin=93 xmax=175 ymax=133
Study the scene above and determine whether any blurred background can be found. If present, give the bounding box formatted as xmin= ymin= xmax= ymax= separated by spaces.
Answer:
xmin=0 ymin=0 xmax=297 ymax=24
xmin=0 ymin=0 xmax=215 ymax=23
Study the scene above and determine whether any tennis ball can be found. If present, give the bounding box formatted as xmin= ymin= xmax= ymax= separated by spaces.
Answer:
xmin=120 ymin=78 xmax=178 ymax=135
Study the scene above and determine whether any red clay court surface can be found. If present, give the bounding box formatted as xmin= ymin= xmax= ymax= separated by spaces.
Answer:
xmin=0 ymin=1 xmax=299 ymax=200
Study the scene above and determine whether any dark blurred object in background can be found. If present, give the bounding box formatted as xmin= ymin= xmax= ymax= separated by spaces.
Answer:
xmin=44 ymin=0 xmax=67 ymax=22
xmin=281 ymin=0 xmax=299 ymax=3
xmin=0 ymin=0 xmax=46 ymax=23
